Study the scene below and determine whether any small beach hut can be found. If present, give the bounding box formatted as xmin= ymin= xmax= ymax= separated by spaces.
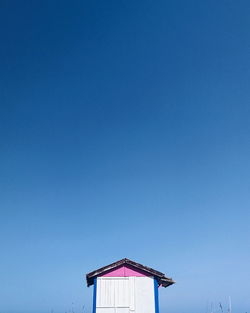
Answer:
xmin=86 ymin=258 xmax=175 ymax=313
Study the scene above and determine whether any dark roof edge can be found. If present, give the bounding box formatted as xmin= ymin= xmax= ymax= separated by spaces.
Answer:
xmin=86 ymin=258 xmax=175 ymax=288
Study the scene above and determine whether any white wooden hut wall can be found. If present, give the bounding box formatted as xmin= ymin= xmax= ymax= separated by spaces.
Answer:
xmin=95 ymin=276 xmax=155 ymax=313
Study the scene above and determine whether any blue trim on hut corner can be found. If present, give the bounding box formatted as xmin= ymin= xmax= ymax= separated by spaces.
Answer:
xmin=92 ymin=278 xmax=97 ymax=313
xmin=154 ymin=278 xmax=160 ymax=313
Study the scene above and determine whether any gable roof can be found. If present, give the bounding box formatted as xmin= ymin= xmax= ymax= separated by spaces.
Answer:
xmin=86 ymin=258 xmax=175 ymax=287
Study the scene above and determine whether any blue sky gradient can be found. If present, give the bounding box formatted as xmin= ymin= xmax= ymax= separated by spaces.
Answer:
xmin=0 ymin=1 xmax=250 ymax=313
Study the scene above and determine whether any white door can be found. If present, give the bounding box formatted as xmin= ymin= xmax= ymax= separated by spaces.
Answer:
xmin=96 ymin=277 xmax=134 ymax=313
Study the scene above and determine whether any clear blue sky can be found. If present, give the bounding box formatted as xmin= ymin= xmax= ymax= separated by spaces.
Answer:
xmin=0 ymin=1 xmax=250 ymax=313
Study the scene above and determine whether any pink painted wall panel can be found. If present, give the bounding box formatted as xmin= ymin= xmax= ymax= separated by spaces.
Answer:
xmin=101 ymin=265 xmax=150 ymax=277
